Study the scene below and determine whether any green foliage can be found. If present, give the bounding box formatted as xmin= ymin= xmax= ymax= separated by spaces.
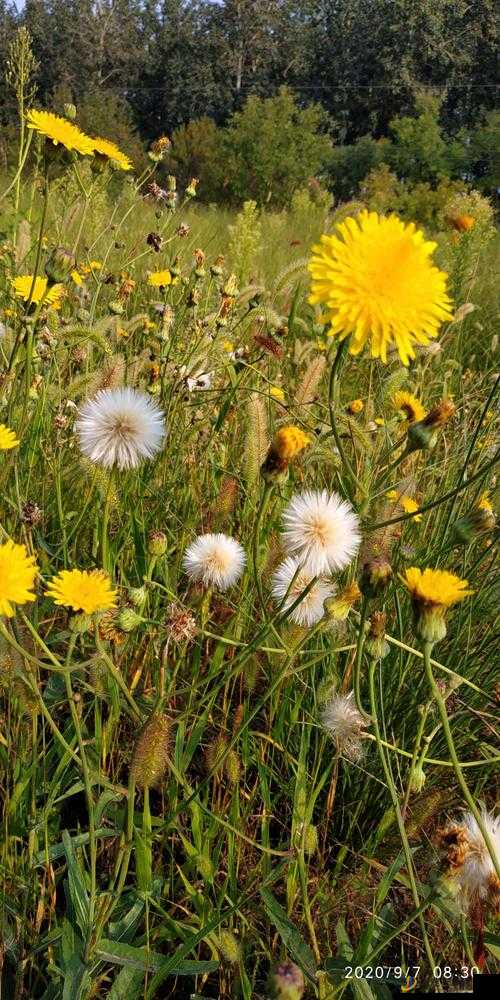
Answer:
xmin=388 ymin=92 xmax=450 ymax=183
xmin=76 ymin=89 xmax=147 ymax=172
xmin=228 ymin=200 xmax=262 ymax=284
xmin=167 ymin=116 xmax=224 ymax=202
xmin=222 ymin=87 xmax=334 ymax=207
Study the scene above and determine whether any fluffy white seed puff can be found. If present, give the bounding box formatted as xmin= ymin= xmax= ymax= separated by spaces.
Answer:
xmin=282 ymin=490 xmax=361 ymax=576
xmin=183 ymin=533 xmax=246 ymax=591
xmin=450 ymin=810 xmax=500 ymax=903
xmin=76 ymin=388 xmax=165 ymax=470
xmin=272 ymin=557 xmax=335 ymax=627
xmin=321 ymin=691 xmax=368 ymax=760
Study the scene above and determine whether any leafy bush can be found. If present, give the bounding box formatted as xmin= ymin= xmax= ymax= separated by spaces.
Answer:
xmin=167 ymin=116 xmax=225 ymax=203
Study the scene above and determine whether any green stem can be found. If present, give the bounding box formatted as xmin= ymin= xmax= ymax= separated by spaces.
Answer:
xmin=423 ymin=641 xmax=500 ymax=878
xmin=63 ymin=635 xmax=97 ymax=961
xmin=368 ymin=658 xmax=437 ymax=974
xmin=352 ymin=595 xmax=369 ymax=717
xmin=328 ymin=339 xmax=363 ymax=500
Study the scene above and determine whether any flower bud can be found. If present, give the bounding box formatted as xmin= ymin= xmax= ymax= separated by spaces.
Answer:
xmin=69 ymin=612 xmax=94 ymax=635
xmin=129 ymin=585 xmax=148 ymax=608
xmin=452 ymin=507 xmax=495 ymax=546
xmin=271 ymin=961 xmax=305 ymax=1000
xmin=109 ymin=299 xmax=124 ymax=316
xmin=414 ymin=606 xmax=447 ymax=645
xmin=118 ymin=607 xmax=144 ymax=632
xmin=364 ymin=611 xmax=390 ymax=660
xmin=407 ymin=399 xmax=455 ymax=453
xmin=185 ymin=177 xmax=199 ymax=198
xmin=148 ymin=529 xmax=167 ymax=556
xmin=410 ymin=764 xmax=426 ymax=793
xmin=45 ymin=246 xmax=75 ymax=284
xmin=359 ymin=557 xmax=393 ymax=599
xmin=64 ymin=103 xmax=77 ymax=120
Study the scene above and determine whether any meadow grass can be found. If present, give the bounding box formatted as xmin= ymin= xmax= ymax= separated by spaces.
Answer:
xmin=0 ymin=144 xmax=498 ymax=1000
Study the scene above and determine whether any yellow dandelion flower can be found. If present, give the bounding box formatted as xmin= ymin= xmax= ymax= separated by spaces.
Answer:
xmin=89 ymin=260 xmax=103 ymax=271
xmin=26 ymin=109 xmax=94 ymax=155
xmin=45 ymin=569 xmax=117 ymax=615
xmin=393 ymin=390 xmax=426 ymax=423
xmin=0 ymin=540 xmax=38 ymax=618
xmin=0 ymin=424 xmax=20 ymax=450
xmin=403 ymin=567 xmax=473 ymax=609
xmin=309 ymin=211 xmax=453 ymax=365
xmin=270 ymin=386 xmax=285 ymax=401
xmin=325 ymin=581 xmax=361 ymax=621
xmin=90 ymin=136 xmax=132 ymax=171
xmin=347 ymin=399 xmax=364 ymax=414
xmin=148 ymin=270 xmax=172 ymax=288
xmin=11 ymin=275 xmax=64 ymax=308
xmin=274 ymin=426 xmax=310 ymax=461
xmin=71 ymin=269 xmax=84 ymax=286
xmin=374 ymin=417 xmax=385 ymax=426
xmin=222 ymin=340 xmax=234 ymax=353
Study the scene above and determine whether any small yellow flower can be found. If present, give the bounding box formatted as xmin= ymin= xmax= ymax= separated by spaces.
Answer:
xmin=148 ymin=270 xmax=172 ymax=288
xmin=45 ymin=569 xmax=117 ymax=614
xmin=89 ymin=260 xmax=103 ymax=271
xmin=478 ymin=491 xmax=493 ymax=512
xmin=400 ymin=496 xmax=422 ymax=522
xmin=26 ymin=110 xmax=94 ymax=155
xmin=11 ymin=275 xmax=63 ymax=308
xmin=347 ymin=399 xmax=364 ymax=414
xmin=0 ymin=424 xmax=20 ymax=450
xmin=403 ymin=567 xmax=473 ymax=609
xmin=324 ymin=581 xmax=360 ymax=621
xmin=71 ymin=269 xmax=84 ymax=286
xmin=269 ymin=386 xmax=285 ymax=401
xmin=222 ymin=340 xmax=234 ymax=353
xmin=393 ymin=390 xmax=426 ymax=423
xmin=374 ymin=417 xmax=385 ymax=426
xmin=90 ymin=136 xmax=132 ymax=170
xmin=0 ymin=540 xmax=38 ymax=617
xmin=274 ymin=426 xmax=310 ymax=461
xmin=309 ymin=211 xmax=453 ymax=365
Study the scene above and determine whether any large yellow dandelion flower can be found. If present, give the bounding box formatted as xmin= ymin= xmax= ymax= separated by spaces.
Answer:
xmin=26 ymin=110 xmax=94 ymax=156
xmin=148 ymin=270 xmax=172 ymax=288
xmin=0 ymin=541 xmax=38 ymax=617
xmin=393 ymin=390 xmax=426 ymax=423
xmin=90 ymin=136 xmax=132 ymax=171
xmin=309 ymin=211 xmax=453 ymax=365
xmin=45 ymin=569 xmax=117 ymax=614
xmin=11 ymin=275 xmax=63 ymax=308
xmin=0 ymin=425 xmax=20 ymax=450
xmin=403 ymin=567 xmax=473 ymax=609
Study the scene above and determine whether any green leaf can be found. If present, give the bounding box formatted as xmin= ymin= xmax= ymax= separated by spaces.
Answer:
xmin=97 ymin=938 xmax=218 ymax=977
xmin=484 ymin=931 xmax=500 ymax=960
xmin=260 ymin=888 xmax=317 ymax=981
xmin=62 ymin=830 xmax=89 ymax=939
xmin=108 ymin=967 xmax=145 ymax=1000
xmin=62 ymin=954 xmax=90 ymax=1000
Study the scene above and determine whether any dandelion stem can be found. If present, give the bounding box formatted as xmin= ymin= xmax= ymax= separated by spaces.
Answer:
xmin=352 ymin=594 xmax=369 ymax=717
xmin=422 ymin=641 xmax=500 ymax=879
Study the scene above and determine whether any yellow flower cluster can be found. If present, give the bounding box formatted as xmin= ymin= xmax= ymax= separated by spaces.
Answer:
xmin=0 ymin=425 xmax=20 ymax=450
xmin=26 ymin=110 xmax=132 ymax=170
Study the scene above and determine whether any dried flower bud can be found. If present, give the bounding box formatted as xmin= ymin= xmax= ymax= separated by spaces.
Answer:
xmin=452 ymin=507 xmax=496 ymax=546
xmin=408 ymin=399 xmax=455 ymax=453
xmin=176 ymin=222 xmax=190 ymax=238
xmin=131 ymin=713 xmax=171 ymax=789
xmin=21 ymin=499 xmax=43 ymax=527
xmin=146 ymin=232 xmax=163 ymax=252
xmin=359 ymin=557 xmax=393 ymax=599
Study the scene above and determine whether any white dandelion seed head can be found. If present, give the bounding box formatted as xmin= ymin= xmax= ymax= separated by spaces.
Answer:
xmin=183 ymin=533 xmax=246 ymax=590
xmin=76 ymin=387 xmax=165 ymax=470
xmin=282 ymin=490 xmax=361 ymax=576
xmin=272 ymin=556 xmax=335 ymax=627
xmin=452 ymin=810 xmax=500 ymax=902
xmin=321 ymin=691 xmax=368 ymax=760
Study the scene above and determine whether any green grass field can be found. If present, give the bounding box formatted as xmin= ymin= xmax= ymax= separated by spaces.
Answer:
xmin=0 ymin=141 xmax=499 ymax=1000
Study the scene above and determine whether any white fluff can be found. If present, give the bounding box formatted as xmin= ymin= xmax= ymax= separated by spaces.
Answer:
xmin=455 ymin=810 xmax=500 ymax=902
xmin=282 ymin=489 xmax=361 ymax=575
xmin=272 ymin=556 xmax=335 ymax=627
xmin=183 ymin=533 xmax=246 ymax=590
xmin=321 ymin=691 xmax=367 ymax=760
xmin=76 ymin=387 xmax=165 ymax=470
